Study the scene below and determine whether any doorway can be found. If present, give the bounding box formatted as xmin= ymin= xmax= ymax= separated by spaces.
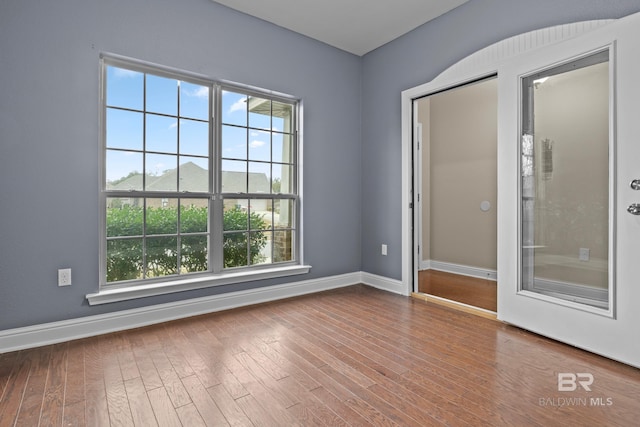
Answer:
xmin=402 ymin=14 xmax=640 ymax=368
xmin=415 ymin=77 xmax=497 ymax=313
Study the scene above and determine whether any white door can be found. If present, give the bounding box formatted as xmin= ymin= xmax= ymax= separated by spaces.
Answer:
xmin=498 ymin=12 xmax=640 ymax=368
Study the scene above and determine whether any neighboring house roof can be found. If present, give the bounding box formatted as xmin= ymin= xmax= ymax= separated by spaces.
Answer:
xmin=107 ymin=161 xmax=270 ymax=193
xmin=222 ymin=170 xmax=270 ymax=193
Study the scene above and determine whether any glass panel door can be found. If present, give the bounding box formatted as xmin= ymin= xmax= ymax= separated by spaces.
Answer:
xmin=520 ymin=50 xmax=611 ymax=310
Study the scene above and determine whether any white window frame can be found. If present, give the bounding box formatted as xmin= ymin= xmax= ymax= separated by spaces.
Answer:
xmin=89 ymin=54 xmax=309 ymax=305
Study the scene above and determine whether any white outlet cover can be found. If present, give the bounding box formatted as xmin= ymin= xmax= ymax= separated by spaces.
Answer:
xmin=58 ymin=268 xmax=72 ymax=286
xmin=579 ymin=248 xmax=590 ymax=261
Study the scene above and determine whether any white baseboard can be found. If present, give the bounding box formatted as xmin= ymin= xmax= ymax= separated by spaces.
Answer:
xmin=360 ymin=272 xmax=406 ymax=295
xmin=420 ymin=259 xmax=431 ymax=271
xmin=0 ymin=271 xmax=403 ymax=354
xmin=422 ymin=260 xmax=497 ymax=281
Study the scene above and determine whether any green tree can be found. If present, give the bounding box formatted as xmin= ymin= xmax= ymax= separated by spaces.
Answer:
xmin=223 ymin=206 xmax=268 ymax=268
xmin=105 ymin=205 xmax=268 ymax=282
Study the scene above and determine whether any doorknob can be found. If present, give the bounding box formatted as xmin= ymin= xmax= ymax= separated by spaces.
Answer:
xmin=631 ymin=179 xmax=640 ymax=190
xmin=627 ymin=203 xmax=640 ymax=215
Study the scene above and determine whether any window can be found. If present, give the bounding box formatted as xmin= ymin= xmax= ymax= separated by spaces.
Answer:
xmin=100 ymin=56 xmax=301 ymax=292
xmin=520 ymin=50 xmax=610 ymax=309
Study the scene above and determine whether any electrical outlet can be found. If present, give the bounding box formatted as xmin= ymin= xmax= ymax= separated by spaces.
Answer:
xmin=381 ymin=244 xmax=388 ymax=256
xmin=579 ymin=248 xmax=590 ymax=262
xmin=58 ymin=268 xmax=72 ymax=286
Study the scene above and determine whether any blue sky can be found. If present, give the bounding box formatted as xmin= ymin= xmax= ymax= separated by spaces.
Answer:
xmin=105 ymin=65 xmax=291 ymax=191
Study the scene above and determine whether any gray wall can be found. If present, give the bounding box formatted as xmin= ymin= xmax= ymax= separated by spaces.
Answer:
xmin=0 ymin=0 xmax=362 ymax=329
xmin=360 ymin=0 xmax=640 ymax=280
xmin=3 ymin=0 xmax=640 ymax=331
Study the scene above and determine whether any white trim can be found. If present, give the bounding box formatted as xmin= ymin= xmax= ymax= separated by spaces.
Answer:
xmin=401 ymin=19 xmax=614 ymax=300
xmin=523 ymin=277 xmax=610 ymax=312
xmin=87 ymin=265 xmax=312 ymax=305
xmin=424 ymin=260 xmax=497 ymax=281
xmin=1 ymin=271 xmax=402 ymax=354
xmin=361 ymin=272 xmax=405 ymax=295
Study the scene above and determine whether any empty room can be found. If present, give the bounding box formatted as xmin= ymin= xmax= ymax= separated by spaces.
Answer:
xmin=1 ymin=0 xmax=640 ymax=425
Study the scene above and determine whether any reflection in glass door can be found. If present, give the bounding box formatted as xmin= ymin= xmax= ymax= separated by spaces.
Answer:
xmin=520 ymin=49 xmax=611 ymax=310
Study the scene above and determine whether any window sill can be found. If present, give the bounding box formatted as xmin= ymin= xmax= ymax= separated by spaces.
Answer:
xmin=86 ymin=265 xmax=312 ymax=305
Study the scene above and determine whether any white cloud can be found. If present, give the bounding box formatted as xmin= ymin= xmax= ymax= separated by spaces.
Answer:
xmin=184 ymin=86 xmax=209 ymax=99
xmin=229 ymin=97 xmax=247 ymax=113
xmin=250 ymin=140 xmax=266 ymax=148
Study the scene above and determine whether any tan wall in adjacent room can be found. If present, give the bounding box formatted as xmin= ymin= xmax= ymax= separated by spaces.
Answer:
xmin=419 ymin=78 xmax=497 ymax=270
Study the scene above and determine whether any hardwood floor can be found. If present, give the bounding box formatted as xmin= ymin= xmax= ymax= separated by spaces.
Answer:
xmin=1 ymin=284 xmax=639 ymax=426
xmin=419 ymin=269 xmax=497 ymax=312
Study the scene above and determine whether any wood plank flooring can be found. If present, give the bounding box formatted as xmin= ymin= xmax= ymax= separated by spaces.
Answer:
xmin=419 ymin=269 xmax=497 ymax=312
xmin=1 ymin=284 xmax=639 ymax=426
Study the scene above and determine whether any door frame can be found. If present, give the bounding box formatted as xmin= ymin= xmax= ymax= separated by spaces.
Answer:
xmin=400 ymin=20 xmax=615 ymax=296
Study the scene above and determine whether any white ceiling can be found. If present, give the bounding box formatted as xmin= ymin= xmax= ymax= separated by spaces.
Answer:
xmin=211 ymin=0 xmax=470 ymax=56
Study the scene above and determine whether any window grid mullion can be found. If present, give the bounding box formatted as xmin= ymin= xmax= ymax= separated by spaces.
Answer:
xmin=211 ymin=84 xmax=224 ymax=274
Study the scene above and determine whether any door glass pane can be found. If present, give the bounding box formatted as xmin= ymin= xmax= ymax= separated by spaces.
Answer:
xmin=520 ymin=50 xmax=610 ymax=309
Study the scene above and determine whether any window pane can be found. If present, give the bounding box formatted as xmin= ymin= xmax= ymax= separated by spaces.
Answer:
xmin=248 ymin=96 xmax=271 ymax=130
xmin=180 ymin=119 xmax=208 ymax=156
xmin=106 ymin=150 xmax=143 ymax=190
xmin=224 ymin=200 xmax=248 ymax=231
xmin=249 ymin=162 xmax=271 ymax=193
xmin=248 ymin=129 xmax=271 ymax=162
xmin=145 ymin=153 xmax=177 ymax=191
xmin=257 ymin=199 xmax=273 ymax=229
xmin=146 ymin=114 xmax=177 ymax=153
xmin=222 ymin=160 xmax=247 ymax=193
xmin=179 ymin=157 xmax=208 ymax=192
xmin=223 ymin=229 xmax=269 ymax=267
xmin=520 ymin=51 xmax=609 ymax=309
xmin=180 ymin=202 xmax=208 ymax=233
xmin=253 ymin=230 xmax=272 ymax=265
xmin=223 ymin=232 xmax=249 ymax=268
xmin=272 ymin=101 xmax=293 ymax=134
xmin=272 ymin=133 xmax=293 ymax=164
xmin=274 ymin=199 xmax=294 ymax=229
xmin=222 ymin=91 xmax=247 ymax=126
xmin=107 ymin=238 xmax=143 ymax=282
xmin=106 ymin=198 xmax=144 ymax=237
xmin=180 ymin=82 xmax=209 ymax=120
xmin=250 ymin=205 xmax=269 ymax=230
xmin=106 ymin=109 xmax=143 ymax=150
xmin=145 ymin=201 xmax=178 ymax=235
xmin=146 ymin=75 xmax=177 ymax=115
xmin=273 ymin=230 xmax=293 ymax=263
xmin=106 ymin=66 xmax=143 ymax=110
xmin=222 ymin=125 xmax=247 ymax=160
xmin=181 ymin=235 xmax=208 ymax=273
xmin=146 ymin=236 xmax=178 ymax=277
xmin=272 ymin=163 xmax=294 ymax=194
